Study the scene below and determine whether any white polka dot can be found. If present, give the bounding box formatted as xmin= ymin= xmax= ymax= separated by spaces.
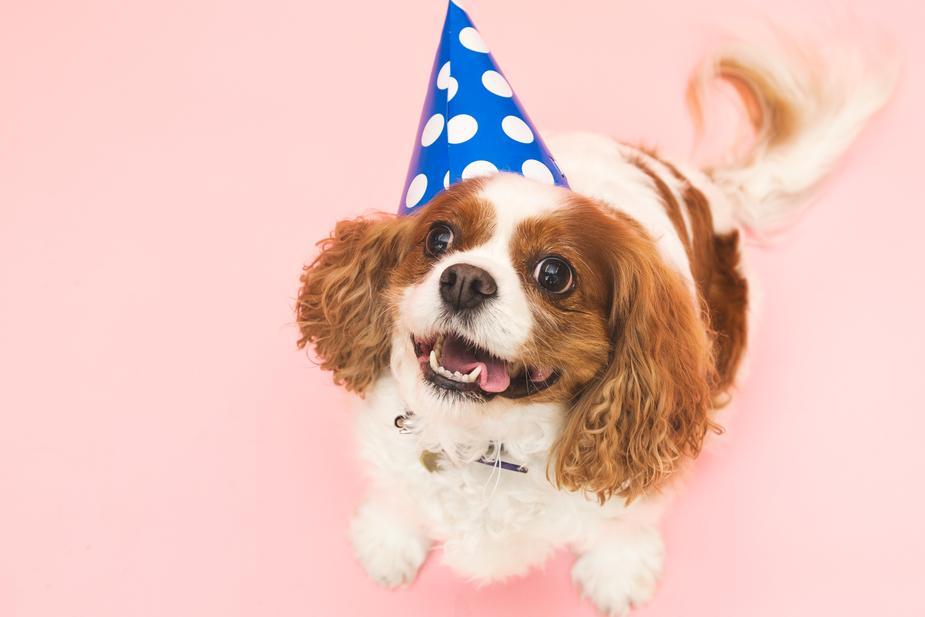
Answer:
xmin=420 ymin=114 xmax=444 ymax=147
xmin=451 ymin=0 xmax=467 ymax=10
xmin=521 ymin=159 xmax=554 ymax=185
xmin=502 ymin=115 xmax=534 ymax=143
xmin=436 ymin=62 xmax=451 ymax=90
xmin=481 ymin=70 xmax=512 ymax=97
xmin=447 ymin=77 xmax=458 ymax=101
xmin=459 ymin=27 xmax=489 ymax=53
xmin=461 ymin=160 xmax=498 ymax=179
xmin=447 ymin=114 xmax=478 ymax=144
xmin=443 ymin=171 xmax=450 ymax=189
xmin=405 ymin=174 xmax=428 ymax=208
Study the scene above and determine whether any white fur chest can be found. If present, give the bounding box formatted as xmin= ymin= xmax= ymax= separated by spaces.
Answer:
xmin=354 ymin=376 xmax=637 ymax=580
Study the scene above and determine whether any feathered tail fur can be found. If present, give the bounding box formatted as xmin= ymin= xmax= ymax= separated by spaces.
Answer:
xmin=688 ymin=28 xmax=899 ymax=235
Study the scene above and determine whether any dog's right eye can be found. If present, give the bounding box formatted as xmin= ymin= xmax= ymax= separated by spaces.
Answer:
xmin=533 ymin=256 xmax=574 ymax=294
xmin=425 ymin=223 xmax=454 ymax=257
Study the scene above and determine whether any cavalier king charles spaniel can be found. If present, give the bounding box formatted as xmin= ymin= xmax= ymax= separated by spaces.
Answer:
xmin=295 ymin=35 xmax=893 ymax=615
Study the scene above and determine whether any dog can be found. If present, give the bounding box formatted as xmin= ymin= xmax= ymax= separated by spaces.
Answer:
xmin=295 ymin=33 xmax=894 ymax=615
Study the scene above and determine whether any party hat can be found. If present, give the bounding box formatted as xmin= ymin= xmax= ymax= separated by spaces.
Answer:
xmin=399 ymin=0 xmax=568 ymax=215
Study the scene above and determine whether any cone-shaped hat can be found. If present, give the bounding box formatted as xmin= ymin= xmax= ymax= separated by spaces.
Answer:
xmin=399 ymin=1 xmax=569 ymax=215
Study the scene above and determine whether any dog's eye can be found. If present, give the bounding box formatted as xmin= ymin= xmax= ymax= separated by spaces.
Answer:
xmin=425 ymin=223 xmax=454 ymax=257
xmin=533 ymin=257 xmax=574 ymax=294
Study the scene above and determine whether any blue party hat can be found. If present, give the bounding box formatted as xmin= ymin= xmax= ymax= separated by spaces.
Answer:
xmin=399 ymin=1 xmax=569 ymax=215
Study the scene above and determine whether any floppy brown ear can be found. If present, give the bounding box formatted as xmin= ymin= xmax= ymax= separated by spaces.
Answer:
xmin=296 ymin=215 xmax=412 ymax=395
xmin=554 ymin=222 xmax=719 ymax=503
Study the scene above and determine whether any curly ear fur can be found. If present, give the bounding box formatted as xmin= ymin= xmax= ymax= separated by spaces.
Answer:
xmin=554 ymin=221 xmax=719 ymax=503
xmin=296 ymin=215 xmax=412 ymax=395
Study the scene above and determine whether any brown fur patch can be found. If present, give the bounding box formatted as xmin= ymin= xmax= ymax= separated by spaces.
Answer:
xmin=390 ymin=179 xmax=495 ymax=289
xmin=507 ymin=198 xmax=622 ymax=403
xmin=706 ymin=230 xmax=749 ymax=393
xmin=295 ymin=179 xmax=495 ymax=395
xmin=678 ymin=183 xmax=749 ymax=394
xmin=296 ymin=215 xmax=415 ymax=395
xmin=633 ymin=151 xmax=750 ymax=397
xmin=509 ymin=195 xmax=720 ymax=503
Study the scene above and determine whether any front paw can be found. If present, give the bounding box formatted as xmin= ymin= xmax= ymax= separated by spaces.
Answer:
xmin=571 ymin=528 xmax=664 ymax=616
xmin=350 ymin=500 xmax=431 ymax=588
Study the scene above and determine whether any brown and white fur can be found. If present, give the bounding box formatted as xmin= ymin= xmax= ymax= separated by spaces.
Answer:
xmin=295 ymin=36 xmax=894 ymax=615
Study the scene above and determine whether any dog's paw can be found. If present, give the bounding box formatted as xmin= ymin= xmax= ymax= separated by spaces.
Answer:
xmin=350 ymin=500 xmax=431 ymax=588
xmin=571 ymin=528 xmax=664 ymax=616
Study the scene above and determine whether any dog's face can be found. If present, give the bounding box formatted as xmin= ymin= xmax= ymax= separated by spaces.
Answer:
xmin=390 ymin=175 xmax=612 ymax=411
xmin=298 ymin=174 xmax=716 ymax=501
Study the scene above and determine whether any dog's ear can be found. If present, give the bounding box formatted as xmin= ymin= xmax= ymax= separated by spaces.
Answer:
xmin=554 ymin=220 xmax=718 ymax=503
xmin=296 ymin=215 xmax=413 ymax=395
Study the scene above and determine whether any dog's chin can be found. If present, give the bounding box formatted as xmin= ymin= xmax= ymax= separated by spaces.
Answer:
xmin=410 ymin=331 xmax=560 ymax=403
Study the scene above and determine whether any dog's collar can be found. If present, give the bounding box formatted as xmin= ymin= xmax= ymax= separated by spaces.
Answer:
xmin=476 ymin=457 xmax=528 ymax=474
xmin=394 ymin=410 xmax=528 ymax=474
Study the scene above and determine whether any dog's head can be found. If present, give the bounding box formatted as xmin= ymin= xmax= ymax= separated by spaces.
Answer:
xmin=297 ymin=174 xmax=716 ymax=501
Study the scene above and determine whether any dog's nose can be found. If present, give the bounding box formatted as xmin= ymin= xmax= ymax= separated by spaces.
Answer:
xmin=439 ymin=263 xmax=497 ymax=311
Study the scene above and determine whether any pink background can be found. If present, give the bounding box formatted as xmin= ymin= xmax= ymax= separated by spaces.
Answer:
xmin=2 ymin=1 xmax=923 ymax=615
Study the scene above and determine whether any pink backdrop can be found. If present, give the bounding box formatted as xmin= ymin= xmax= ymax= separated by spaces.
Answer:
xmin=2 ymin=1 xmax=923 ymax=616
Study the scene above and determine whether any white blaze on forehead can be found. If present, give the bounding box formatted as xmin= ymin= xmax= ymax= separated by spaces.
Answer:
xmin=477 ymin=173 xmax=570 ymax=236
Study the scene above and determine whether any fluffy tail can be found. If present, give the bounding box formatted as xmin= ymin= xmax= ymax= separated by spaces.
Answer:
xmin=687 ymin=28 xmax=898 ymax=235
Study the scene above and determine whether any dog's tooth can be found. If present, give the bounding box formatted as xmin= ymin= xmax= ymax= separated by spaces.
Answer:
xmin=429 ymin=350 xmax=439 ymax=372
xmin=467 ymin=365 xmax=482 ymax=381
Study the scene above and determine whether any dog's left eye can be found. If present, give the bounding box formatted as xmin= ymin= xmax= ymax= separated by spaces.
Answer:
xmin=533 ymin=256 xmax=574 ymax=294
xmin=425 ymin=223 xmax=454 ymax=257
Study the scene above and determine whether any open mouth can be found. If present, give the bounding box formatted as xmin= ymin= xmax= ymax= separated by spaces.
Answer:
xmin=412 ymin=332 xmax=559 ymax=400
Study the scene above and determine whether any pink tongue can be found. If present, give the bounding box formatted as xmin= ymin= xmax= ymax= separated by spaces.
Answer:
xmin=440 ymin=334 xmax=510 ymax=393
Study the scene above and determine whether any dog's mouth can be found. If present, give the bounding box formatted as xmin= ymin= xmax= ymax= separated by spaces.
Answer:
xmin=412 ymin=332 xmax=559 ymax=400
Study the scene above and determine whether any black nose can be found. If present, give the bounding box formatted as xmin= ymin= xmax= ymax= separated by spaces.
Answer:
xmin=439 ymin=263 xmax=498 ymax=311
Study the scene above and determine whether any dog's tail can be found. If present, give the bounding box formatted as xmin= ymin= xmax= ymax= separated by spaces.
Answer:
xmin=687 ymin=28 xmax=898 ymax=236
